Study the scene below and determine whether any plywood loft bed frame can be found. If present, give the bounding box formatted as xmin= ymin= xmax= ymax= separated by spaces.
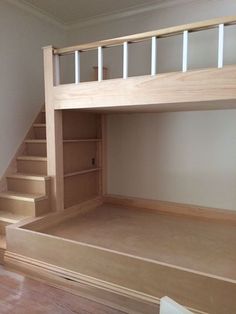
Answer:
xmin=4 ymin=16 xmax=236 ymax=314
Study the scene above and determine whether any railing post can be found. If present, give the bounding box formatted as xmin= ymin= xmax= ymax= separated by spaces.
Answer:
xmin=182 ymin=30 xmax=188 ymax=72
xmin=151 ymin=36 xmax=157 ymax=76
xmin=123 ymin=42 xmax=128 ymax=79
xmin=218 ymin=24 xmax=224 ymax=68
xmin=98 ymin=46 xmax=103 ymax=82
xmin=54 ymin=55 xmax=60 ymax=85
xmin=43 ymin=46 xmax=64 ymax=212
xmin=75 ymin=50 xmax=80 ymax=84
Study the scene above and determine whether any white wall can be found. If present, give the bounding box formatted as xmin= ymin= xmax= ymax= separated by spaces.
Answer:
xmin=66 ymin=0 xmax=236 ymax=210
xmin=107 ymin=111 xmax=236 ymax=210
xmin=0 ymin=0 xmax=66 ymax=178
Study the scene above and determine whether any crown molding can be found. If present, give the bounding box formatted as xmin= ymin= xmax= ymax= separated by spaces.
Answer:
xmin=5 ymin=0 xmax=66 ymax=30
xmin=5 ymin=0 xmax=195 ymax=31
xmin=67 ymin=0 xmax=195 ymax=30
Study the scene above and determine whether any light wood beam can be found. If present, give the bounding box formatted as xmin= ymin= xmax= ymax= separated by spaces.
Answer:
xmin=53 ymin=66 xmax=236 ymax=111
xmin=43 ymin=46 xmax=64 ymax=211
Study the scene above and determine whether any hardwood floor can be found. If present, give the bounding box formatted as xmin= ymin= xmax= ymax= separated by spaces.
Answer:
xmin=0 ymin=266 xmax=126 ymax=314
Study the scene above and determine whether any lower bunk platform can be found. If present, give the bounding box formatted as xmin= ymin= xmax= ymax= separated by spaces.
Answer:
xmin=4 ymin=197 xmax=236 ymax=314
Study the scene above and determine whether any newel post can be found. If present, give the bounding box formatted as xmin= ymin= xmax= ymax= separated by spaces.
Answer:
xmin=43 ymin=46 xmax=64 ymax=212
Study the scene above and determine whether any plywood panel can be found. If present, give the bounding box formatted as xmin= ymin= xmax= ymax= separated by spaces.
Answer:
xmin=63 ymin=111 xmax=101 ymax=140
xmin=54 ymin=66 xmax=236 ymax=111
xmin=63 ymin=142 xmax=98 ymax=174
xmin=6 ymin=222 xmax=236 ymax=314
xmin=64 ymin=172 xmax=99 ymax=208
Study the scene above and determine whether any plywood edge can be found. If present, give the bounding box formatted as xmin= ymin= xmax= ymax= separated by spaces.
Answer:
xmin=103 ymin=194 xmax=236 ymax=224
xmin=4 ymin=251 xmax=204 ymax=314
xmin=53 ymin=66 xmax=236 ymax=111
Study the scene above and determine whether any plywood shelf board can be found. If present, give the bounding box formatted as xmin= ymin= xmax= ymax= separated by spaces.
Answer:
xmin=33 ymin=124 xmax=46 ymax=127
xmin=25 ymin=140 xmax=47 ymax=144
xmin=64 ymin=168 xmax=101 ymax=178
xmin=63 ymin=139 xmax=102 ymax=143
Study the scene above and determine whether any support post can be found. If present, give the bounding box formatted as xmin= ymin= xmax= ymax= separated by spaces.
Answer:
xmin=43 ymin=46 xmax=64 ymax=212
xmin=218 ymin=24 xmax=224 ymax=68
xmin=123 ymin=42 xmax=128 ymax=79
xmin=151 ymin=36 xmax=157 ymax=76
xmin=182 ymin=30 xmax=188 ymax=72
xmin=101 ymin=114 xmax=107 ymax=195
xmin=98 ymin=47 xmax=103 ymax=82
xmin=75 ymin=50 xmax=80 ymax=84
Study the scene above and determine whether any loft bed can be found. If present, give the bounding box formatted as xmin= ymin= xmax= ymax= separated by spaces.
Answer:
xmin=4 ymin=16 xmax=236 ymax=314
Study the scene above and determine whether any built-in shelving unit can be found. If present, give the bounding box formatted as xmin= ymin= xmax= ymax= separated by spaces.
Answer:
xmin=62 ymin=111 xmax=103 ymax=208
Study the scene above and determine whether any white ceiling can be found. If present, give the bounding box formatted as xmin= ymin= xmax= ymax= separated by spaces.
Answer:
xmin=18 ymin=0 xmax=171 ymax=25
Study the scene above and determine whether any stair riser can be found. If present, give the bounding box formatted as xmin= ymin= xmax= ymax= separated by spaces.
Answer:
xmin=34 ymin=128 xmax=46 ymax=139
xmin=0 ymin=198 xmax=49 ymax=217
xmin=35 ymin=198 xmax=50 ymax=216
xmin=0 ymin=198 xmax=36 ymax=216
xmin=0 ymin=221 xmax=9 ymax=235
xmin=17 ymin=160 xmax=47 ymax=175
xmin=25 ymin=143 xmax=47 ymax=157
xmin=7 ymin=178 xmax=50 ymax=195
xmin=35 ymin=112 xmax=46 ymax=124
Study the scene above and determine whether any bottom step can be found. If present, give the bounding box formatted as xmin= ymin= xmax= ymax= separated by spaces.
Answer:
xmin=0 ymin=210 xmax=28 ymax=234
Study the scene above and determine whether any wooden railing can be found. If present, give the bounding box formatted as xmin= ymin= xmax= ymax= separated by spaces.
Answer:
xmin=50 ymin=16 xmax=236 ymax=85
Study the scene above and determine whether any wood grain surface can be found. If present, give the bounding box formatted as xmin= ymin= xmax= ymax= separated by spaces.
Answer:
xmin=0 ymin=265 xmax=125 ymax=314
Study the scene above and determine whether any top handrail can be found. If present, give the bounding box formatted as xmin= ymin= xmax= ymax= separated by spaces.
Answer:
xmin=54 ymin=15 xmax=236 ymax=55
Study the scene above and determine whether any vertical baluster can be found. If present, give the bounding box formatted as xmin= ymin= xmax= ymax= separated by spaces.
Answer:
xmin=123 ymin=42 xmax=128 ymax=79
xmin=151 ymin=36 xmax=157 ymax=76
xmin=218 ymin=24 xmax=224 ymax=68
xmin=54 ymin=55 xmax=60 ymax=85
xmin=75 ymin=50 xmax=80 ymax=84
xmin=98 ymin=46 xmax=103 ymax=82
xmin=182 ymin=30 xmax=188 ymax=72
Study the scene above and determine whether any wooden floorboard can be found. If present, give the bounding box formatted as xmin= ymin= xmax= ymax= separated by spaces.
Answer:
xmin=0 ymin=266 xmax=126 ymax=314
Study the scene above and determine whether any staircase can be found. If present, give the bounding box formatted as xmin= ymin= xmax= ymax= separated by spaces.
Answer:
xmin=0 ymin=108 xmax=50 ymax=262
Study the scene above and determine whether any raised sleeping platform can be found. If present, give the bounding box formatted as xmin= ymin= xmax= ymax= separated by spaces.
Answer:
xmin=5 ymin=198 xmax=236 ymax=314
xmin=4 ymin=15 xmax=236 ymax=314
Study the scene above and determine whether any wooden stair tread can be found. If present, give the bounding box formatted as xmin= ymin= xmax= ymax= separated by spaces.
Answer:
xmin=0 ymin=210 xmax=28 ymax=224
xmin=33 ymin=124 xmax=46 ymax=127
xmin=17 ymin=156 xmax=47 ymax=161
xmin=0 ymin=191 xmax=47 ymax=202
xmin=0 ymin=234 xmax=6 ymax=250
xmin=7 ymin=173 xmax=50 ymax=181
xmin=25 ymin=139 xmax=46 ymax=144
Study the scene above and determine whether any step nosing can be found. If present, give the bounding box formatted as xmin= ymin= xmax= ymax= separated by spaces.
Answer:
xmin=25 ymin=140 xmax=46 ymax=143
xmin=17 ymin=156 xmax=47 ymax=161
xmin=0 ymin=193 xmax=47 ymax=202
xmin=7 ymin=174 xmax=49 ymax=181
